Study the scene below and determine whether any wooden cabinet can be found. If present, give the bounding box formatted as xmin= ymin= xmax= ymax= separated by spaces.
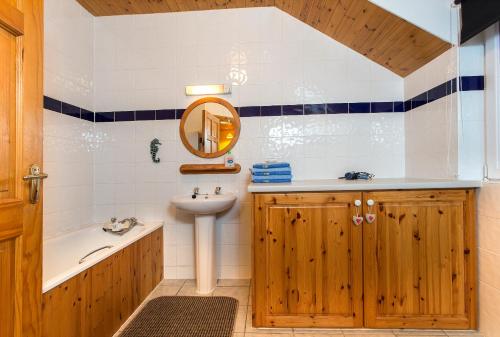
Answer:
xmin=252 ymin=190 xmax=476 ymax=329
xmin=253 ymin=193 xmax=364 ymax=328
xmin=363 ymin=190 xmax=476 ymax=329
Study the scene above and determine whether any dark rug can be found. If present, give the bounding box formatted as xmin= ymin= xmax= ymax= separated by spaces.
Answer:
xmin=118 ymin=296 xmax=239 ymax=337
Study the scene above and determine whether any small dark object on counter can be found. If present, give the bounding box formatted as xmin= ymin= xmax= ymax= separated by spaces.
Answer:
xmin=339 ymin=171 xmax=375 ymax=180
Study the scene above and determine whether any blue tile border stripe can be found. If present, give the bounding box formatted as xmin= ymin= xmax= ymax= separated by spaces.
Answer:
xmin=42 ymin=75 xmax=484 ymax=122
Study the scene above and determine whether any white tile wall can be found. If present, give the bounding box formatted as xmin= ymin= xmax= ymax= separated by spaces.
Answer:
xmin=404 ymin=48 xmax=457 ymax=101
xmin=42 ymin=3 xmax=408 ymax=277
xmin=43 ymin=0 xmax=95 ymax=239
xmin=44 ymin=0 xmax=94 ymax=110
xmin=93 ymin=111 xmax=405 ymax=279
xmin=89 ymin=7 xmax=405 ymax=279
xmin=93 ymin=7 xmax=403 ymax=111
xmin=405 ymin=92 xmax=459 ymax=179
xmin=405 ymin=43 xmax=486 ymax=180
xmin=458 ymin=40 xmax=485 ymax=180
xmin=43 ymin=110 xmax=94 ymax=239
xmin=404 ymin=48 xmax=459 ymax=179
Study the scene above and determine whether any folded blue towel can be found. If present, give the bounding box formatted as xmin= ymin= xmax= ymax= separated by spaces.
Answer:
xmin=253 ymin=162 xmax=290 ymax=169
xmin=252 ymin=178 xmax=292 ymax=183
xmin=251 ymin=167 xmax=292 ymax=176
xmin=252 ymin=174 xmax=292 ymax=183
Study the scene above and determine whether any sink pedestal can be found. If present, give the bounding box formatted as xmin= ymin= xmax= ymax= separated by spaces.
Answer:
xmin=194 ymin=214 xmax=217 ymax=294
xmin=171 ymin=192 xmax=236 ymax=294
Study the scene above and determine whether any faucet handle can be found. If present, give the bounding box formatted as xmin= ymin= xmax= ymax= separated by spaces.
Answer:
xmin=193 ymin=187 xmax=200 ymax=194
xmin=215 ymin=186 xmax=222 ymax=195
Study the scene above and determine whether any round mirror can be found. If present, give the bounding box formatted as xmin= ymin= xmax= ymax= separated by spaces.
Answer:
xmin=179 ymin=97 xmax=240 ymax=158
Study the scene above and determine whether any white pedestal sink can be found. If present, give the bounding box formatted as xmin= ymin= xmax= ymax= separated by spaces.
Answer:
xmin=171 ymin=192 xmax=237 ymax=294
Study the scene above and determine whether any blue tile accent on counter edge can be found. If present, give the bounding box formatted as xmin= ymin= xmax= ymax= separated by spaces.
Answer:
xmin=42 ymin=75 xmax=485 ymax=122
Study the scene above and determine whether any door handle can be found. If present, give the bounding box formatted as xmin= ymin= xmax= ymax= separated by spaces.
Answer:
xmin=23 ymin=164 xmax=48 ymax=204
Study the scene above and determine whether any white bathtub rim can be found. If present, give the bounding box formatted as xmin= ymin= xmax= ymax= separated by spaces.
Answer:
xmin=42 ymin=221 xmax=164 ymax=293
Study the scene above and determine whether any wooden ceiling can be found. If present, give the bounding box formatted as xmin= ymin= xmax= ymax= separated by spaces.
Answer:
xmin=75 ymin=0 xmax=451 ymax=77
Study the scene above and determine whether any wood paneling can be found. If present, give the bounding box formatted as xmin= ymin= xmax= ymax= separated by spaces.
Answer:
xmin=75 ymin=0 xmax=274 ymax=15
xmin=0 ymin=1 xmax=43 ymax=337
xmin=0 ymin=239 xmax=17 ymax=337
xmin=0 ymin=2 xmax=24 ymax=36
xmin=42 ymin=228 xmax=164 ymax=337
xmin=363 ymin=190 xmax=476 ymax=329
xmin=75 ymin=0 xmax=450 ymax=77
xmin=253 ymin=193 xmax=363 ymax=328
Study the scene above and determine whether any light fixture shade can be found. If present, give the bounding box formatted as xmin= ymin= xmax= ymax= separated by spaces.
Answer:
xmin=185 ymin=84 xmax=232 ymax=96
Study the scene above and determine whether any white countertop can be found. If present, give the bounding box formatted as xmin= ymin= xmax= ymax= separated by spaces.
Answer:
xmin=247 ymin=178 xmax=482 ymax=193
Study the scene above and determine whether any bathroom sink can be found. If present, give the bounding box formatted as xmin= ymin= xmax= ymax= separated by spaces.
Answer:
xmin=171 ymin=193 xmax=236 ymax=215
xmin=171 ymin=190 xmax=237 ymax=294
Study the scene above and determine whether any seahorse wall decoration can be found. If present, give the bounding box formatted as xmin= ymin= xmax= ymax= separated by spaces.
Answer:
xmin=150 ymin=138 xmax=162 ymax=163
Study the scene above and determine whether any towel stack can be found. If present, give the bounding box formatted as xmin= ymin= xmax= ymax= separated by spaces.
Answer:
xmin=251 ymin=162 xmax=292 ymax=183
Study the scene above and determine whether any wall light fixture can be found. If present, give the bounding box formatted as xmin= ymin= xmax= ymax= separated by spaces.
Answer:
xmin=185 ymin=84 xmax=232 ymax=96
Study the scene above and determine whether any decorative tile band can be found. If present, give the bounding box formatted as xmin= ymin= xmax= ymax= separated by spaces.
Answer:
xmin=43 ymin=96 xmax=95 ymax=122
xmin=404 ymin=75 xmax=484 ymax=112
xmin=43 ymin=76 xmax=484 ymax=122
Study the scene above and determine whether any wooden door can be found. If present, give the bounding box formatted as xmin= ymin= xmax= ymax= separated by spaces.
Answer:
xmin=363 ymin=190 xmax=476 ymax=329
xmin=202 ymin=110 xmax=219 ymax=153
xmin=0 ymin=1 xmax=43 ymax=337
xmin=253 ymin=193 xmax=364 ymax=328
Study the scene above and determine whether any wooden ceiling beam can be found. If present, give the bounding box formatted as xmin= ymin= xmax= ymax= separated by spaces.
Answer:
xmin=75 ymin=0 xmax=451 ymax=76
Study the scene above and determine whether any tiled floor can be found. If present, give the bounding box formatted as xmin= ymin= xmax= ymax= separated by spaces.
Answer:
xmin=114 ymin=279 xmax=482 ymax=337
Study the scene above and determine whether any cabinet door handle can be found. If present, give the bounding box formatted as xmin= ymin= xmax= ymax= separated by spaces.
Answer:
xmin=353 ymin=199 xmax=363 ymax=225
xmin=365 ymin=199 xmax=376 ymax=223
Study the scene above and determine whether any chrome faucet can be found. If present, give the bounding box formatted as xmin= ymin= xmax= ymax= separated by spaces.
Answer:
xmin=215 ymin=186 xmax=222 ymax=195
xmin=192 ymin=187 xmax=200 ymax=199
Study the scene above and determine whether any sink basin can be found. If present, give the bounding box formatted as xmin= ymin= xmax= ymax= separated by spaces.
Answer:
xmin=171 ymin=192 xmax=237 ymax=294
xmin=171 ymin=193 xmax=236 ymax=215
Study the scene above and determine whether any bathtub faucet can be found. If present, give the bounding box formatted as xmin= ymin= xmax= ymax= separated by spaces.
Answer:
xmin=103 ymin=217 xmax=143 ymax=234
xmin=119 ymin=217 xmax=139 ymax=226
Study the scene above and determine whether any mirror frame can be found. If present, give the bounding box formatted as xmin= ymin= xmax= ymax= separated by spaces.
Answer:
xmin=179 ymin=97 xmax=241 ymax=159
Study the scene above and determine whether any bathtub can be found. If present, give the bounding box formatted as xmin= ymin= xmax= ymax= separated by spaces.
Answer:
xmin=42 ymin=221 xmax=163 ymax=293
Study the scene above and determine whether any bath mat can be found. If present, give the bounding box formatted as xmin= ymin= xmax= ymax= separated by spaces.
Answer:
xmin=118 ymin=296 xmax=238 ymax=337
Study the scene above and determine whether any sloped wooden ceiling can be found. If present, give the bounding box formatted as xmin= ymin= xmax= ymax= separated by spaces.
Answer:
xmin=76 ymin=0 xmax=451 ymax=77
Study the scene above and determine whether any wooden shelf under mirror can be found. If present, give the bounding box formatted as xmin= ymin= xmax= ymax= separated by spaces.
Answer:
xmin=179 ymin=163 xmax=241 ymax=175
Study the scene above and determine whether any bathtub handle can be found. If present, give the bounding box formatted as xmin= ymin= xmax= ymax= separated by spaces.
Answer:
xmin=78 ymin=245 xmax=113 ymax=264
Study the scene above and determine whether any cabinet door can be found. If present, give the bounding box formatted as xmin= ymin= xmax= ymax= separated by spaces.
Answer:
xmin=363 ymin=190 xmax=476 ymax=329
xmin=253 ymin=193 xmax=363 ymax=328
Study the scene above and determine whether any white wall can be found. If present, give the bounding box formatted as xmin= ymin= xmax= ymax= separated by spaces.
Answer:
xmin=44 ymin=0 xmax=94 ymax=110
xmin=93 ymin=8 xmax=403 ymax=111
xmin=404 ymin=38 xmax=485 ymax=180
xmin=43 ymin=0 xmax=95 ymax=240
xmin=458 ymin=38 xmax=485 ymax=180
xmin=43 ymin=111 xmax=94 ymax=239
xmin=92 ymin=7 xmax=405 ymax=279
xmin=369 ymin=0 xmax=458 ymax=44
xmin=404 ymin=48 xmax=459 ymax=179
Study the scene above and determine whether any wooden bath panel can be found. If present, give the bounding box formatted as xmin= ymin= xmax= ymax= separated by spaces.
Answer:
xmin=41 ymin=227 xmax=164 ymax=337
